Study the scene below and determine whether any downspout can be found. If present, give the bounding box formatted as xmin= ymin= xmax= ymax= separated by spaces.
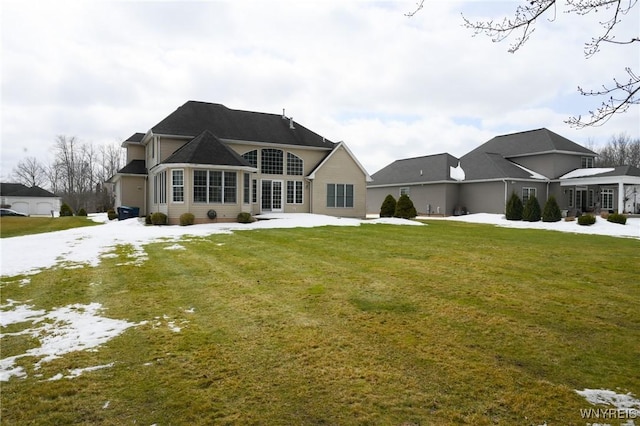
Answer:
xmin=503 ymin=179 xmax=508 ymax=212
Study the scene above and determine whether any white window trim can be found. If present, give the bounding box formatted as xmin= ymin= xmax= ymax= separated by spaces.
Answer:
xmin=171 ymin=169 xmax=185 ymax=204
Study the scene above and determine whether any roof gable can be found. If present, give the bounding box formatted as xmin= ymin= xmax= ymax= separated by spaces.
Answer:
xmin=308 ymin=142 xmax=372 ymax=181
xmin=460 ymin=152 xmax=547 ymax=181
xmin=467 ymin=128 xmax=596 ymax=158
xmin=163 ymin=130 xmax=253 ymax=168
xmin=370 ymin=153 xmax=459 ymax=185
xmin=151 ymin=101 xmax=336 ymax=149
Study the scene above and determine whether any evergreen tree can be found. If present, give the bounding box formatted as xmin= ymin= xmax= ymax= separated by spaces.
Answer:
xmin=380 ymin=194 xmax=397 ymax=218
xmin=394 ymin=194 xmax=417 ymax=219
xmin=522 ymin=195 xmax=541 ymax=222
xmin=542 ymin=195 xmax=562 ymax=222
xmin=505 ymin=191 xmax=523 ymax=220
xmin=59 ymin=203 xmax=73 ymax=217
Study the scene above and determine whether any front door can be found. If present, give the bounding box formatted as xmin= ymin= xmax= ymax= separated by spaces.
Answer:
xmin=261 ymin=180 xmax=283 ymax=213
xmin=576 ymin=189 xmax=587 ymax=213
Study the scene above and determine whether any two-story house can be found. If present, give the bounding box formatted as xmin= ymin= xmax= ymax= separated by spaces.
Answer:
xmin=367 ymin=128 xmax=640 ymax=215
xmin=111 ymin=101 xmax=371 ymax=224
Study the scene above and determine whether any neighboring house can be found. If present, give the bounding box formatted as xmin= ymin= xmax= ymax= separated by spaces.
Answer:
xmin=0 ymin=183 xmax=61 ymax=216
xmin=111 ymin=101 xmax=371 ymax=224
xmin=368 ymin=128 xmax=640 ymax=216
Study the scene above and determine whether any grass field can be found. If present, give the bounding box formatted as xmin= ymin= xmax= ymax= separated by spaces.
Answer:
xmin=1 ymin=220 xmax=639 ymax=425
xmin=0 ymin=216 xmax=100 ymax=238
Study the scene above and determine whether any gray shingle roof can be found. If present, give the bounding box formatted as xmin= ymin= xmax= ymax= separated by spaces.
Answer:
xmin=460 ymin=152 xmax=542 ymax=181
xmin=0 ymin=183 xmax=56 ymax=197
xmin=466 ymin=128 xmax=596 ymax=158
xmin=117 ymin=160 xmax=147 ymax=175
xmin=370 ymin=153 xmax=459 ymax=185
xmin=152 ymin=101 xmax=336 ymax=149
xmin=163 ymin=130 xmax=253 ymax=168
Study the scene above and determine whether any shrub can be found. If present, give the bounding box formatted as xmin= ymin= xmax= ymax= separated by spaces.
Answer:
xmin=60 ymin=203 xmax=73 ymax=217
xmin=505 ymin=192 xmax=523 ymax=221
xmin=522 ymin=195 xmax=541 ymax=222
xmin=145 ymin=214 xmax=152 ymax=225
xmin=542 ymin=195 xmax=562 ymax=222
xmin=237 ymin=212 xmax=255 ymax=224
xmin=107 ymin=209 xmax=117 ymax=221
xmin=607 ymin=213 xmax=627 ymax=225
xmin=180 ymin=213 xmax=195 ymax=226
xmin=77 ymin=208 xmax=88 ymax=217
xmin=380 ymin=195 xmax=397 ymax=218
xmin=577 ymin=214 xmax=596 ymax=226
xmin=394 ymin=194 xmax=417 ymax=219
xmin=150 ymin=212 xmax=167 ymax=225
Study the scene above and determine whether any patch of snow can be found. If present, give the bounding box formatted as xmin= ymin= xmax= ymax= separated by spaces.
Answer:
xmin=0 ymin=302 xmax=137 ymax=381
xmin=576 ymin=389 xmax=640 ymax=410
xmin=422 ymin=213 xmax=640 ymax=239
xmin=560 ymin=168 xmax=615 ymax=179
xmin=449 ymin=161 xmax=466 ymax=181
xmin=164 ymin=244 xmax=185 ymax=250
xmin=1 ymin=213 xmax=421 ymax=278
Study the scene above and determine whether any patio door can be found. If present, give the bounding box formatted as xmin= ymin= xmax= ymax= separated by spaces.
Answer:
xmin=261 ymin=179 xmax=283 ymax=213
xmin=576 ymin=188 xmax=587 ymax=212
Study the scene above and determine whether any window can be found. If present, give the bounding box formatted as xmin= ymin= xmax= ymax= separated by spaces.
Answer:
xmin=172 ymin=170 xmax=184 ymax=203
xmin=287 ymin=152 xmax=303 ymax=175
xmin=400 ymin=187 xmax=410 ymax=197
xmin=588 ymin=190 xmax=595 ymax=207
xmin=601 ymin=189 xmax=614 ymax=210
xmin=522 ymin=187 xmax=536 ymax=204
xmin=252 ymin=179 xmax=258 ymax=203
xmin=287 ymin=180 xmax=303 ymax=204
xmin=567 ymin=188 xmax=574 ymax=208
xmin=261 ymin=149 xmax=283 ymax=175
xmin=192 ymin=170 xmax=237 ymax=204
xmin=244 ymin=173 xmax=250 ymax=204
xmin=242 ymin=150 xmax=258 ymax=168
xmin=581 ymin=157 xmax=594 ymax=168
xmin=153 ymin=171 xmax=167 ymax=204
xmin=193 ymin=170 xmax=208 ymax=203
xmin=327 ymin=183 xmax=354 ymax=208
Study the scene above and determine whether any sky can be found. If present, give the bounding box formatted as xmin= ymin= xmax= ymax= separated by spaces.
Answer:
xmin=1 ymin=0 xmax=639 ymax=180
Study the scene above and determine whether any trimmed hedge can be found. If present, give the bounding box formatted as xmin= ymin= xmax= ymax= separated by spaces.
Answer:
xmin=607 ymin=213 xmax=627 ymax=225
xmin=577 ymin=214 xmax=596 ymax=226
xmin=542 ymin=195 xmax=562 ymax=222
xmin=522 ymin=195 xmax=541 ymax=222
xmin=107 ymin=209 xmax=118 ymax=221
xmin=505 ymin=192 xmax=523 ymax=221
xmin=150 ymin=212 xmax=167 ymax=225
xmin=77 ymin=208 xmax=88 ymax=217
xmin=237 ymin=212 xmax=255 ymax=224
xmin=380 ymin=195 xmax=397 ymax=218
xmin=394 ymin=194 xmax=417 ymax=219
xmin=180 ymin=213 xmax=195 ymax=226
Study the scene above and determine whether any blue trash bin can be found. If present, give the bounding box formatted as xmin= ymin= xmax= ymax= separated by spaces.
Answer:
xmin=117 ymin=206 xmax=139 ymax=220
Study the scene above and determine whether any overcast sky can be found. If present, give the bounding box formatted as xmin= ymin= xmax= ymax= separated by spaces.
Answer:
xmin=1 ymin=0 xmax=638 ymax=180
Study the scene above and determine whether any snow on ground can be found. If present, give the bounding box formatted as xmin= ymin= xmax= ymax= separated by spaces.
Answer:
xmin=0 ymin=300 xmax=137 ymax=381
xmin=0 ymin=213 xmax=420 ymax=278
xmin=421 ymin=213 xmax=640 ymax=239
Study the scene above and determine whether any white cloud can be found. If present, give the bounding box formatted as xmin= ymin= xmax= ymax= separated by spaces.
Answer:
xmin=1 ymin=0 xmax=637 ymax=179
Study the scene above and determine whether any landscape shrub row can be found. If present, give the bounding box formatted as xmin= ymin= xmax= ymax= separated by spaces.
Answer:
xmin=506 ymin=192 xmax=561 ymax=223
xmin=379 ymin=194 xmax=417 ymax=219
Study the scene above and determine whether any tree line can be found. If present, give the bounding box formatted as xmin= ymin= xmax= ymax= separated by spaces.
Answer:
xmin=587 ymin=133 xmax=640 ymax=169
xmin=11 ymin=135 xmax=124 ymax=213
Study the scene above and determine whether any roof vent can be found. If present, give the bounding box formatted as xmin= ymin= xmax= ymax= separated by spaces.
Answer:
xmin=282 ymin=108 xmax=286 ymax=119
xmin=289 ymin=117 xmax=295 ymax=129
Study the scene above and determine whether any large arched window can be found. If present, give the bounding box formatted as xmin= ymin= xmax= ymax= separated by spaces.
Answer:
xmin=287 ymin=152 xmax=303 ymax=176
xmin=261 ymin=149 xmax=283 ymax=175
xmin=242 ymin=149 xmax=258 ymax=168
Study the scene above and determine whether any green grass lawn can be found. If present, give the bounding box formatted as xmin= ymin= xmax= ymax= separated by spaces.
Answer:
xmin=1 ymin=221 xmax=639 ymax=425
xmin=0 ymin=216 xmax=101 ymax=238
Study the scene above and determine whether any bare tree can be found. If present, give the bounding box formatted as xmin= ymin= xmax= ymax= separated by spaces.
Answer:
xmin=594 ymin=133 xmax=640 ymax=167
xmin=11 ymin=156 xmax=47 ymax=188
xmin=406 ymin=0 xmax=639 ymax=128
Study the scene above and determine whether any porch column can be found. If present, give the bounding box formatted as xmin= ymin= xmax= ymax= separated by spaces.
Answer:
xmin=618 ymin=181 xmax=624 ymax=213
